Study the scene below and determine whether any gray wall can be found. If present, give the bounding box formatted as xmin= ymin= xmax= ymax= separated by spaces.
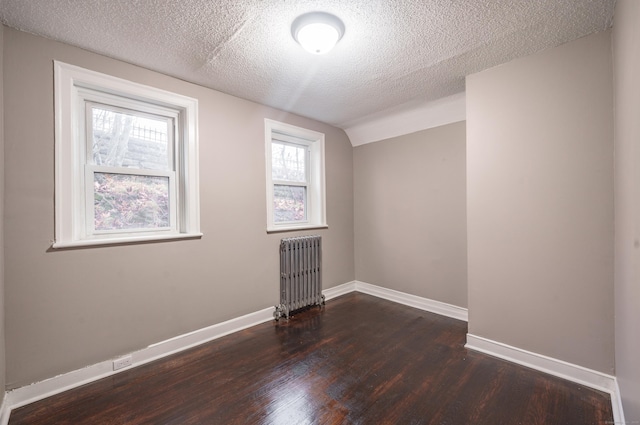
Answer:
xmin=2 ymin=27 xmax=354 ymax=389
xmin=354 ymin=122 xmax=467 ymax=308
xmin=613 ymin=0 xmax=640 ymax=420
xmin=466 ymin=31 xmax=614 ymax=373
xmin=0 ymin=25 xmax=6 ymax=404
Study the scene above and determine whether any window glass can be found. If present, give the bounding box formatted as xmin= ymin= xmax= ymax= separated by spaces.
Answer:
xmin=93 ymin=173 xmax=170 ymax=231
xmin=91 ymin=106 xmax=171 ymax=171
xmin=271 ymin=142 xmax=306 ymax=182
xmin=273 ymin=185 xmax=306 ymax=223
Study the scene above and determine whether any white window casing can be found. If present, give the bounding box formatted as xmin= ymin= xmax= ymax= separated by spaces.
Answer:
xmin=265 ymin=119 xmax=327 ymax=232
xmin=53 ymin=61 xmax=201 ymax=248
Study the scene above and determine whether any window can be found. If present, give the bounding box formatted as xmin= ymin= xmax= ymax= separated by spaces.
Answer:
xmin=54 ymin=61 xmax=201 ymax=248
xmin=265 ymin=119 xmax=327 ymax=232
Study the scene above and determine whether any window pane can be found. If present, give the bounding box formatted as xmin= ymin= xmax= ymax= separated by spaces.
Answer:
xmin=272 ymin=142 xmax=306 ymax=182
xmin=94 ymin=173 xmax=170 ymax=231
xmin=273 ymin=185 xmax=306 ymax=222
xmin=92 ymin=107 xmax=171 ymax=170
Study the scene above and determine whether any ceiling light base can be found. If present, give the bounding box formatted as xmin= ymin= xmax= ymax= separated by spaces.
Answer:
xmin=292 ymin=12 xmax=345 ymax=55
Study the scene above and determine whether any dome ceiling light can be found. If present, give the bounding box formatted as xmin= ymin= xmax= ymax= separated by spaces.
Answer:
xmin=291 ymin=12 xmax=345 ymax=55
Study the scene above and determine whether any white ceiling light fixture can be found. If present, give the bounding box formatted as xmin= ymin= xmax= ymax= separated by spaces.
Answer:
xmin=291 ymin=12 xmax=345 ymax=55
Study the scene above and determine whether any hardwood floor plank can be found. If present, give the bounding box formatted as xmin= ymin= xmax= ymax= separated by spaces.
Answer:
xmin=9 ymin=292 xmax=613 ymax=424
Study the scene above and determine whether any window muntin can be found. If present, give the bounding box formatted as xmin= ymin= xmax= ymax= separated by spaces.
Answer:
xmin=265 ymin=120 xmax=326 ymax=232
xmin=54 ymin=61 xmax=201 ymax=248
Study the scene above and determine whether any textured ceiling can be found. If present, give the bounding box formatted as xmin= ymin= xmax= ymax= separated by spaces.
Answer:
xmin=0 ymin=0 xmax=615 ymax=128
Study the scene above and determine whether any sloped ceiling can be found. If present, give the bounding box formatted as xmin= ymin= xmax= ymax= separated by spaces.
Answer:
xmin=0 ymin=0 xmax=615 ymax=133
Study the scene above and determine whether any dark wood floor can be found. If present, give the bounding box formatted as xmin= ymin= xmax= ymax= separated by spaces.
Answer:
xmin=10 ymin=292 xmax=613 ymax=424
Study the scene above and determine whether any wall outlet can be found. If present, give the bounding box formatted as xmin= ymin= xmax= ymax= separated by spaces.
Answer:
xmin=113 ymin=355 xmax=133 ymax=371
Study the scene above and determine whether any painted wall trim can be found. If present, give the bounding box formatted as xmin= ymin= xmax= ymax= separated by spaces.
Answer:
xmin=5 ymin=282 xmax=623 ymax=423
xmin=0 ymin=398 xmax=9 ymax=425
xmin=0 ymin=282 xmax=356 ymax=423
xmin=465 ymin=333 xmax=625 ymax=424
xmin=355 ymin=280 xmax=469 ymax=322
xmin=0 ymin=280 xmax=464 ymax=421
xmin=324 ymin=281 xmax=357 ymax=301
xmin=343 ymin=92 xmax=466 ymax=147
xmin=1 ymin=305 xmax=275 ymax=422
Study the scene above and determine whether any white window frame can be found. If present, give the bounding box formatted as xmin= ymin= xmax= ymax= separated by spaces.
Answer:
xmin=53 ymin=61 xmax=201 ymax=248
xmin=265 ymin=119 xmax=327 ymax=232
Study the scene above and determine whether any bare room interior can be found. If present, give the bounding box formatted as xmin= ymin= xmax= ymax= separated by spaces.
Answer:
xmin=0 ymin=0 xmax=638 ymax=423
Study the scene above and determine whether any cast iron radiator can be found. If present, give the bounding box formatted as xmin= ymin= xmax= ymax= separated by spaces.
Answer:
xmin=274 ymin=235 xmax=324 ymax=320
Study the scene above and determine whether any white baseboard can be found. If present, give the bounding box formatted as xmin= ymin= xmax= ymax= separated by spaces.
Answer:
xmin=355 ymin=281 xmax=468 ymax=322
xmin=0 ymin=397 xmax=9 ymax=425
xmin=465 ymin=334 xmax=625 ymax=425
xmin=7 ymin=281 xmax=622 ymax=425
xmin=323 ymin=281 xmax=357 ymax=301
xmin=2 ymin=305 xmax=276 ymax=422
xmin=0 ymin=281 xmax=358 ymax=423
xmin=611 ymin=379 xmax=627 ymax=425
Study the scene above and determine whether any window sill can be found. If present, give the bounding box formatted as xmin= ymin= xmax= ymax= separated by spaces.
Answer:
xmin=266 ymin=224 xmax=328 ymax=234
xmin=51 ymin=232 xmax=203 ymax=249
